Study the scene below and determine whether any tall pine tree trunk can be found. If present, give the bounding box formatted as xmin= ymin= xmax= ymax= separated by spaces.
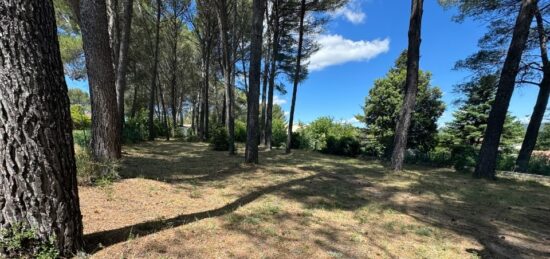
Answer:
xmin=148 ymin=0 xmax=161 ymax=141
xmin=390 ymin=0 xmax=424 ymax=171
xmin=217 ymin=0 xmax=236 ymax=154
xmin=286 ymin=0 xmax=306 ymax=154
xmin=0 ymin=0 xmax=83 ymax=255
xmin=246 ymin=0 xmax=267 ymax=163
xmin=80 ymin=0 xmax=121 ymax=160
xmin=260 ymin=7 xmax=272 ymax=146
xmin=475 ymin=0 xmax=537 ymax=179
xmin=116 ymin=0 xmax=133 ymax=145
xmin=516 ymin=5 xmax=549 ymax=172
xmin=265 ymin=1 xmax=280 ymax=149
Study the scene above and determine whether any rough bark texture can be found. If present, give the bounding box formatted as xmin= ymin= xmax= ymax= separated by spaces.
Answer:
xmin=475 ymin=0 xmax=537 ymax=179
xmin=285 ymin=0 xmax=307 ymax=154
xmin=516 ymin=6 xmax=549 ymax=172
xmin=390 ymin=0 xmax=424 ymax=171
xmin=116 ymin=0 xmax=133 ymax=144
xmin=148 ymin=0 xmax=161 ymax=141
xmin=0 ymin=0 xmax=83 ymax=255
xmin=246 ymin=0 xmax=267 ymax=163
xmin=80 ymin=0 xmax=121 ymax=160
xmin=217 ymin=0 xmax=236 ymax=154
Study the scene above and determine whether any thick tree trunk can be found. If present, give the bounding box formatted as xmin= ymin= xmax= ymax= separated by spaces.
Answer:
xmin=246 ymin=0 xmax=267 ymax=163
xmin=116 ymin=0 xmax=133 ymax=144
xmin=217 ymin=0 xmax=236 ymax=154
xmin=148 ymin=0 xmax=161 ymax=141
xmin=80 ymin=0 xmax=121 ymax=160
xmin=475 ymin=0 xmax=537 ymax=179
xmin=0 ymin=0 xmax=83 ymax=255
xmin=516 ymin=5 xmax=549 ymax=172
xmin=107 ymin=0 xmax=120 ymax=71
xmin=286 ymin=0 xmax=306 ymax=154
xmin=390 ymin=0 xmax=424 ymax=171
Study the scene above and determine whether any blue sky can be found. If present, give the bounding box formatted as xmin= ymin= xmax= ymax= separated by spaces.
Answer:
xmin=272 ymin=0 xmax=545 ymax=126
xmin=67 ymin=0 xmax=546 ymax=126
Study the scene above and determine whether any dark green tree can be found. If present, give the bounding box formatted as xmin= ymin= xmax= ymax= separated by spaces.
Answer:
xmin=359 ymin=51 xmax=445 ymax=157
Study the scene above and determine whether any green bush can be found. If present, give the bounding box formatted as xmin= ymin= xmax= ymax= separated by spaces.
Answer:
xmin=70 ymin=105 xmax=91 ymax=130
xmin=451 ymin=145 xmax=478 ymax=172
xmin=123 ymin=109 xmax=148 ymax=143
xmin=0 ymin=223 xmax=59 ymax=259
xmin=235 ymin=120 xmax=247 ymax=143
xmin=405 ymin=148 xmax=453 ymax=167
xmin=323 ymin=136 xmax=361 ymax=157
xmin=75 ymin=145 xmax=119 ymax=185
xmin=210 ymin=126 xmax=229 ymax=151
xmin=527 ymin=156 xmax=550 ymax=176
xmin=272 ymin=119 xmax=288 ymax=148
xmin=73 ymin=130 xmax=90 ymax=147
xmin=496 ymin=154 xmax=516 ymax=172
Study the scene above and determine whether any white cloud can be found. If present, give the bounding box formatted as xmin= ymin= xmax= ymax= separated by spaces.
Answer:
xmin=331 ymin=0 xmax=366 ymax=24
xmin=308 ymin=34 xmax=390 ymax=71
xmin=274 ymin=95 xmax=287 ymax=105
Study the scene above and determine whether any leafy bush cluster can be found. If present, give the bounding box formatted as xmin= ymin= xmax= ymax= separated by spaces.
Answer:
xmin=70 ymin=105 xmax=91 ymax=130
xmin=0 ymin=223 xmax=59 ymax=259
xmin=210 ymin=126 xmax=230 ymax=151
xmin=292 ymin=117 xmax=361 ymax=157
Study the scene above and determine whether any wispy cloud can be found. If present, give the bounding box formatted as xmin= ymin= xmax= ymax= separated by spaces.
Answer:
xmin=274 ymin=95 xmax=287 ymax=105
xmin=308 ymin=34 xmax=390 ymax=71
xmin=331 ymin=0 xmax=366 ymax=24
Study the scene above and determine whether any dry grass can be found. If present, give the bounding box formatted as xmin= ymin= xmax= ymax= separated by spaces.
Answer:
xmin=79 ymin=141 xmax=550 ymax=258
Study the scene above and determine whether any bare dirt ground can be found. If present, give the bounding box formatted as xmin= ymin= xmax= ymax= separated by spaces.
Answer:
xmin=79 ymin=141 xmax=550 ymax=258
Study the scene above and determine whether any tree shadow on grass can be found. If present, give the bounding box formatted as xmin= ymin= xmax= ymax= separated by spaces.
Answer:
xmin=84 ymin=171 xmax=345 ymax=253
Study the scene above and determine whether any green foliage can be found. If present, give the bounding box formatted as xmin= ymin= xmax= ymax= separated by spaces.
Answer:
xmin=210 ymin=126 xmax=229 ymax=151
xmin=272 ymin=117 xmax=288 ymax=148
xmin=235 ymin=120 xmax=247 ymax=143
xmin=67 ymin=88 xmax=90 ymax=106
xmin=294 ymin=117 xmax=360 ymax=157
xmin=73 ymin=130 xmax=91 ymax=148
xmin=0 ymin=223 xmax=59 ymax=259
xmin=536 ymin=124 xmax=550 ymax=150
xmin=359 ymin=51 xmax=446 ymax=157
xmin=527 ymin=156 xmax=550 ymax=176
xmin=70 ymin=105 xmax=91 ymax=130
xmin=75 ymin=146 xmax=120 ymax=185
xmin=323 ymin=136 xmax=361 ymax=157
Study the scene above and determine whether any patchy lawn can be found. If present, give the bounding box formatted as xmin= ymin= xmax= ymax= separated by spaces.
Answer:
xmin=79 ymin=141 xmax=550 ymax=258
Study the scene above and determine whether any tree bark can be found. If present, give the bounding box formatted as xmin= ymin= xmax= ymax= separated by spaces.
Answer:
xmin=216 ymin=0 xmax=236 ymax=154
xmin=148 ymin=0 xmax=162 ymax=141
xmin=260 ymin=6 xmax=272 ymax=146
xmin=265 ymin=0 xmax=280 ymax=149
xmin=0 ymin=0 xmax=83 ymax=255
xmin=116 ymin=0 xmax=133 ymax=144
xmin=516 ymin=4 xmax=549 ymax=172
xmin=80 ymin=0 xmax=121 ymax=160
xmin=475 ymin=0 xmax=537 ymax=179
xmin=390 ymin=0 xmax=424 ymax=171
xmin=286 ymin=0 xmax=307 ymax=154
xmin=246 ymin=0 xmax=267 ymax=163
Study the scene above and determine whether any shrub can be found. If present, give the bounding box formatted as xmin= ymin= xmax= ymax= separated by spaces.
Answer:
xmin=451 ymin=145 xmax=478 ymax=172
xmin=323 ymin=136 xmax=361 ymax=157
xmin=123 ymin=109 xmax=148 ymax=143
xmin=75 ymin=145 xmax=119 ymax=185
xmin=0 ymin=223 xmax=59 ymax=259
xmin=527 ymin=151 xmax=550 ymax=176
xmin=73 ymin=130 xmax=90 ymax=148
xmin=70 ymin=105 xmax=91 ymax=130
xmin=235 ymin=120 xmax=247 ymax=143
xmin=405 ymin=148 xmax=453 ymax=167
xmin=272 ymin=118 xmax=288 ymax=148
xmin=210 ymin=126 xmax=229 ymax=151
